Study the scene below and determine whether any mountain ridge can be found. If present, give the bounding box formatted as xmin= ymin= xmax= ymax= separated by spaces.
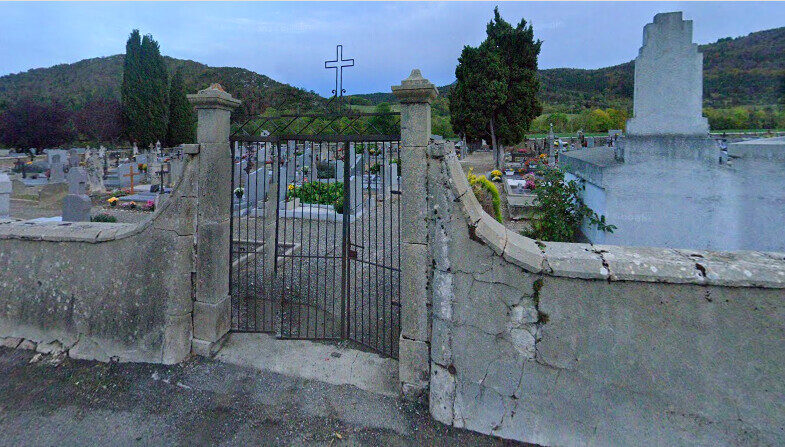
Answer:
xmin=0 ymin=25 xmax=782 ymax=119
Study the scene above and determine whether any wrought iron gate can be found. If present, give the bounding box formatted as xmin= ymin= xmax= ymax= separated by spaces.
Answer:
xmin=229 ymin=105 xmax=402 ymax=358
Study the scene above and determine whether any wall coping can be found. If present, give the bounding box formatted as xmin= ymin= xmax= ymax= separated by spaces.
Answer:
xmin=442 ymin=149 xmax=785 ymax=289
xmin=0 ymin=150 xmax=196 ymax=244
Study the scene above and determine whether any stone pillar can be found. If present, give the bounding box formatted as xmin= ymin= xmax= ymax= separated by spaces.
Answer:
xmin=187 ymin=84 xmax=241 ymax=357
xmin=392 ymin=69 xmax=438 ymax=401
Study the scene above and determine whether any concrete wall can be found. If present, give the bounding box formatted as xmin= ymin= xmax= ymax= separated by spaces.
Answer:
xmin=0 ymin=154 xmax=198 ymax=363
xmin=427 ymin=143 xmax=785 ymax=446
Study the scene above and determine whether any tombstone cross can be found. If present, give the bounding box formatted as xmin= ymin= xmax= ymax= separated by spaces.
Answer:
xmin=124 ymin=164 xmax=139 ymax=192
xmin=324 ymin=44 xmax=354 ymax=97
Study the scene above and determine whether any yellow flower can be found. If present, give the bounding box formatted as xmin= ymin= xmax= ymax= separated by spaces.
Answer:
xmin=491 ymin=170 xmax=502 ymax=177
xmin=288 ymin=184 xmax=295 ymax=191
xmin=107 ymin=197 xmax=118 ymax=204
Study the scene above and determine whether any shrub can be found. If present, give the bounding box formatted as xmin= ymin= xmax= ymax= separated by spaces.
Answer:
xmin=369 ymin=162 xmax=381 ymax=174
xmin=91 ymin=213 xmax=117 ymax=223
xmin=525 ymin=167 xmax=616 ymax=242
xmin=467 ymin=168 xmax=502 ymax=223
xmin=317 ymin=161 xmax=336 ymax=179
xmin=288 ymin=181 xmax=344 ymax=210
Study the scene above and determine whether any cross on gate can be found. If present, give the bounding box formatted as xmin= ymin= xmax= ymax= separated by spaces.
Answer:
xmin=124 ymin=164 xmax=139 ymax=192
xmin=324 ymin=44 xmax=354 ymax=97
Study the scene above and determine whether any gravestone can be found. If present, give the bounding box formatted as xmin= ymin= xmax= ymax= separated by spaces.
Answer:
xmin=46 ymin=149 xmax=68 ymax=167
xmin=117 ymin=163 xmax=143 ymax=188
xmin=132 ymin=142 xmax=139 ymax=156
xmin=244 ymin=167 xmax=271 ymax=209
xmin=625 ymin=12 xmax=709 ymax=136
xmin=85 ymin=150 xmax=105 ymax=194
xmin=0 ymin=173 xmax=10 ymax=218
xmin=62 ymin=167 xmax=91 ymax=222
xmin=335 ymin=160 xmax=345 ymax=182
xmin=68 ymin=148 xmax=80 ymax=167
xmin=49 ymin=154 xmax=66 ymax=183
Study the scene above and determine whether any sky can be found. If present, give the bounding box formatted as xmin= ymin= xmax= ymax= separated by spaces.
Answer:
xmin=0 ymin=1 xmax=784 ymax=96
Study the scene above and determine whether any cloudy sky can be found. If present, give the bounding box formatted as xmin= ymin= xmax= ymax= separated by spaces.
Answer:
xmin=0 ymin=2 xmax=783 ymax=95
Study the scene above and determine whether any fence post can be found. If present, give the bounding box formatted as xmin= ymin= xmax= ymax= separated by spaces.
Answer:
xmin=187 ymin=84 xmax=241 ymax=357
xmin=392 ymin=69 xmax=438 ymax=400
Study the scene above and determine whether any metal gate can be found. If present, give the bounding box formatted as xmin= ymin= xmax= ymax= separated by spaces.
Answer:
xmin=228 ymin=100 xmax=402 ymax=358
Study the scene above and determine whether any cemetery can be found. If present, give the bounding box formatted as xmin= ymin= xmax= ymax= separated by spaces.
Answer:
xmin=0 ymin=7 xmax=783 ymax=447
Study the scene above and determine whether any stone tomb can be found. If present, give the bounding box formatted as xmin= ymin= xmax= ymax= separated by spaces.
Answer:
xmin=561 ymin=12 xmax=785 ymax=252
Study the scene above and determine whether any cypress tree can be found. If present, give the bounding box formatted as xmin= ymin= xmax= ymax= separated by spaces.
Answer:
xmin=139 ymin=34 xmax=169 ymax=148
xmin=449 ymin=7 xmax=543 ymax=169
xmin=121 ymin=30 xmax=143 ymax=144
xmin=166 ymin=70 xmax=195 ymax=146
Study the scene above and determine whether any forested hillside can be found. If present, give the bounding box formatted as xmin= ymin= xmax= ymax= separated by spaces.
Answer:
xmin=356 ymin=26 xmax=785 ymax=111
xmin=0 ymin=55 xmax=324 ymax=120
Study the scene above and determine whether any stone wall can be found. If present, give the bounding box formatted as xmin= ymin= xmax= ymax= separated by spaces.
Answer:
xmin=0 ymin=153 xmax=199 ymax=363
xmin=427 ymin=143 xmax=785 ymax=446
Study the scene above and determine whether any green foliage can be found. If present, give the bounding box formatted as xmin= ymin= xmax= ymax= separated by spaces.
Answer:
xmin=288 ymin=181 xmax=344 ymax=211
xmin=703 ymin=105 xmax=785 ymax=130
xmin=0 ymin=99 xmax=75 ymax=149
xmin=450 ymin=7 xmax=542 ymax=164
xmin=467 ymin=169 xmax=502 ymax=223
xmin=137 ymin=34 xmax=170 ymax=147
xmin=166 ymin=70 xmax=195 ymax=146
xmin=368 ymin=102 xmax=396 ymax=134
xmin=121 ymin=30 xmax=143 ymax=144
xmin=91 ymin=213 xmax=118 ymax=223
xmin=529 ymin=108 xmax=629 ymax=133
xmin=525 ymin=167 xmax=615 ymax=242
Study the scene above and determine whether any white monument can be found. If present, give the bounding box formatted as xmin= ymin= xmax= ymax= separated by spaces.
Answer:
xmin=625 ymin=12 xmax=709 ymax=136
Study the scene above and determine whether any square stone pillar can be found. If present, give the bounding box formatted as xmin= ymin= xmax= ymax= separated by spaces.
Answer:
xmin=187 ymin=84 xmax=241 ymax=357
xmin=392 ymin=69 xmax=437 ymax=401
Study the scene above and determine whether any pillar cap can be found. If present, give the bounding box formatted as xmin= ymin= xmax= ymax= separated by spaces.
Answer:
xmin=391 ymin=69 xmax=438 ymax=104
xmin=187 ymin=84 xmax=242 ymax=110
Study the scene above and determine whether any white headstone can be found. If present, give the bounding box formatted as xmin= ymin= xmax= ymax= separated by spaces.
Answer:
xmin=625 ymin=12 xmax=709 ymax=136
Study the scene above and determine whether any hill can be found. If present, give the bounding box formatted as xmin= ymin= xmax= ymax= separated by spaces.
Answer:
xmin=0 ymin=55 xmax=325 ymax=120
xmin=355 ymin=26 xmax=785 ymax=111
xmin=0 ymin=25 xmax=782 ymax=125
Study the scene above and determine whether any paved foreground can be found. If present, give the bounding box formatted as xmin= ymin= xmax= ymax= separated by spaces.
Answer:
xmin=0 ymin=347 xmax=525 ymax=446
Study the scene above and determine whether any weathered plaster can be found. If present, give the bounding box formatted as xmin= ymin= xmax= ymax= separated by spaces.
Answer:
xmin=428 ymin=142 xmax=785 ymax=446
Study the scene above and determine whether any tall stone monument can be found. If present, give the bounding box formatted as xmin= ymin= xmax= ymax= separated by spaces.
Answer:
xmin=625 ymin=12 xmax=709 ymax=136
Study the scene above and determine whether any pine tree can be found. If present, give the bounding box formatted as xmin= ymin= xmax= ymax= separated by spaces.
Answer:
xmin=449 ymin=7 xmax=543 ymax=169
xmin=139 ymin=34 xmax=169 ymax=148
xmin=166 ymin=70 xmax=195 ymax=146
xmin=121 ymin=30 xmax=143 ymax=144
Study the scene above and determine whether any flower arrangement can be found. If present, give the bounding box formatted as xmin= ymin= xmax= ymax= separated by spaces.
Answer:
xmin=107 ymin=197 xmax=119 ymax=207
xmin=138 ymin=163 xmax=148 ymax=173
xmin=142 ymin=200 xmax=155 ymax=212
xmin=234 ymin=187 xmax=244 ymax=199
xmin=490 ymin=169 xmax=503 ymax=182
xmin=287 ymin=184 xmax=295 ymax=192
xmin=120 ymin=201 xmax=137 ymax=209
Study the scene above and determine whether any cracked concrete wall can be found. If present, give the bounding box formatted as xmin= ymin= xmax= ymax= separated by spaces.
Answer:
xmin=428 ymin=143 xmax=785 ymax=446
xmin=0 ymin=151 xmax=199 ymax=364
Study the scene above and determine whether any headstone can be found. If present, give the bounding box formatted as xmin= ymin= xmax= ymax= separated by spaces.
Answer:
xmin=244 ymin=167 xmax=271 ymax=209
xmin=0 ymin=173 xmax=10 ymax=218
xmin=335 ymin=160 xmax=345 ymax=182
xmin=62 ymin=167 xmax=91 ymax=222
xmin=132 ymin=142 xmax=139 ymax=156
xmin=68 ymin=148 xmax=80 ymax=167
xmin=117 ymin=163 xmax=143 ymax=188
xmin=49 ymin=154 xmax=66 ymax=183
xmin=46 ymin=149 xmax=68 ymax=167
xmin=625 ymin=12 xmax=709 ymax=136
xmin=85 ymin=150 xmax=105 ymax=194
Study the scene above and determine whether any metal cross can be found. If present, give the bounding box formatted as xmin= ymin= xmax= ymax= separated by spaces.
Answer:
xmin=324 ymin=44 xmax=354 ymax=97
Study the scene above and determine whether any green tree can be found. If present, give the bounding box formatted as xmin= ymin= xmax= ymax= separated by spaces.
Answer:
xmin=121 ymin=30 xmax=143 ymax=144
xmin=166 ymin=70 xmax=195 ymax=146
xmin=450 ymin=7 xmax=543 ymax=169
xmin=139 ymin=34 xmax=169 ymax=147
xmin=368 ymin=102 xmax=396 ymax=134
